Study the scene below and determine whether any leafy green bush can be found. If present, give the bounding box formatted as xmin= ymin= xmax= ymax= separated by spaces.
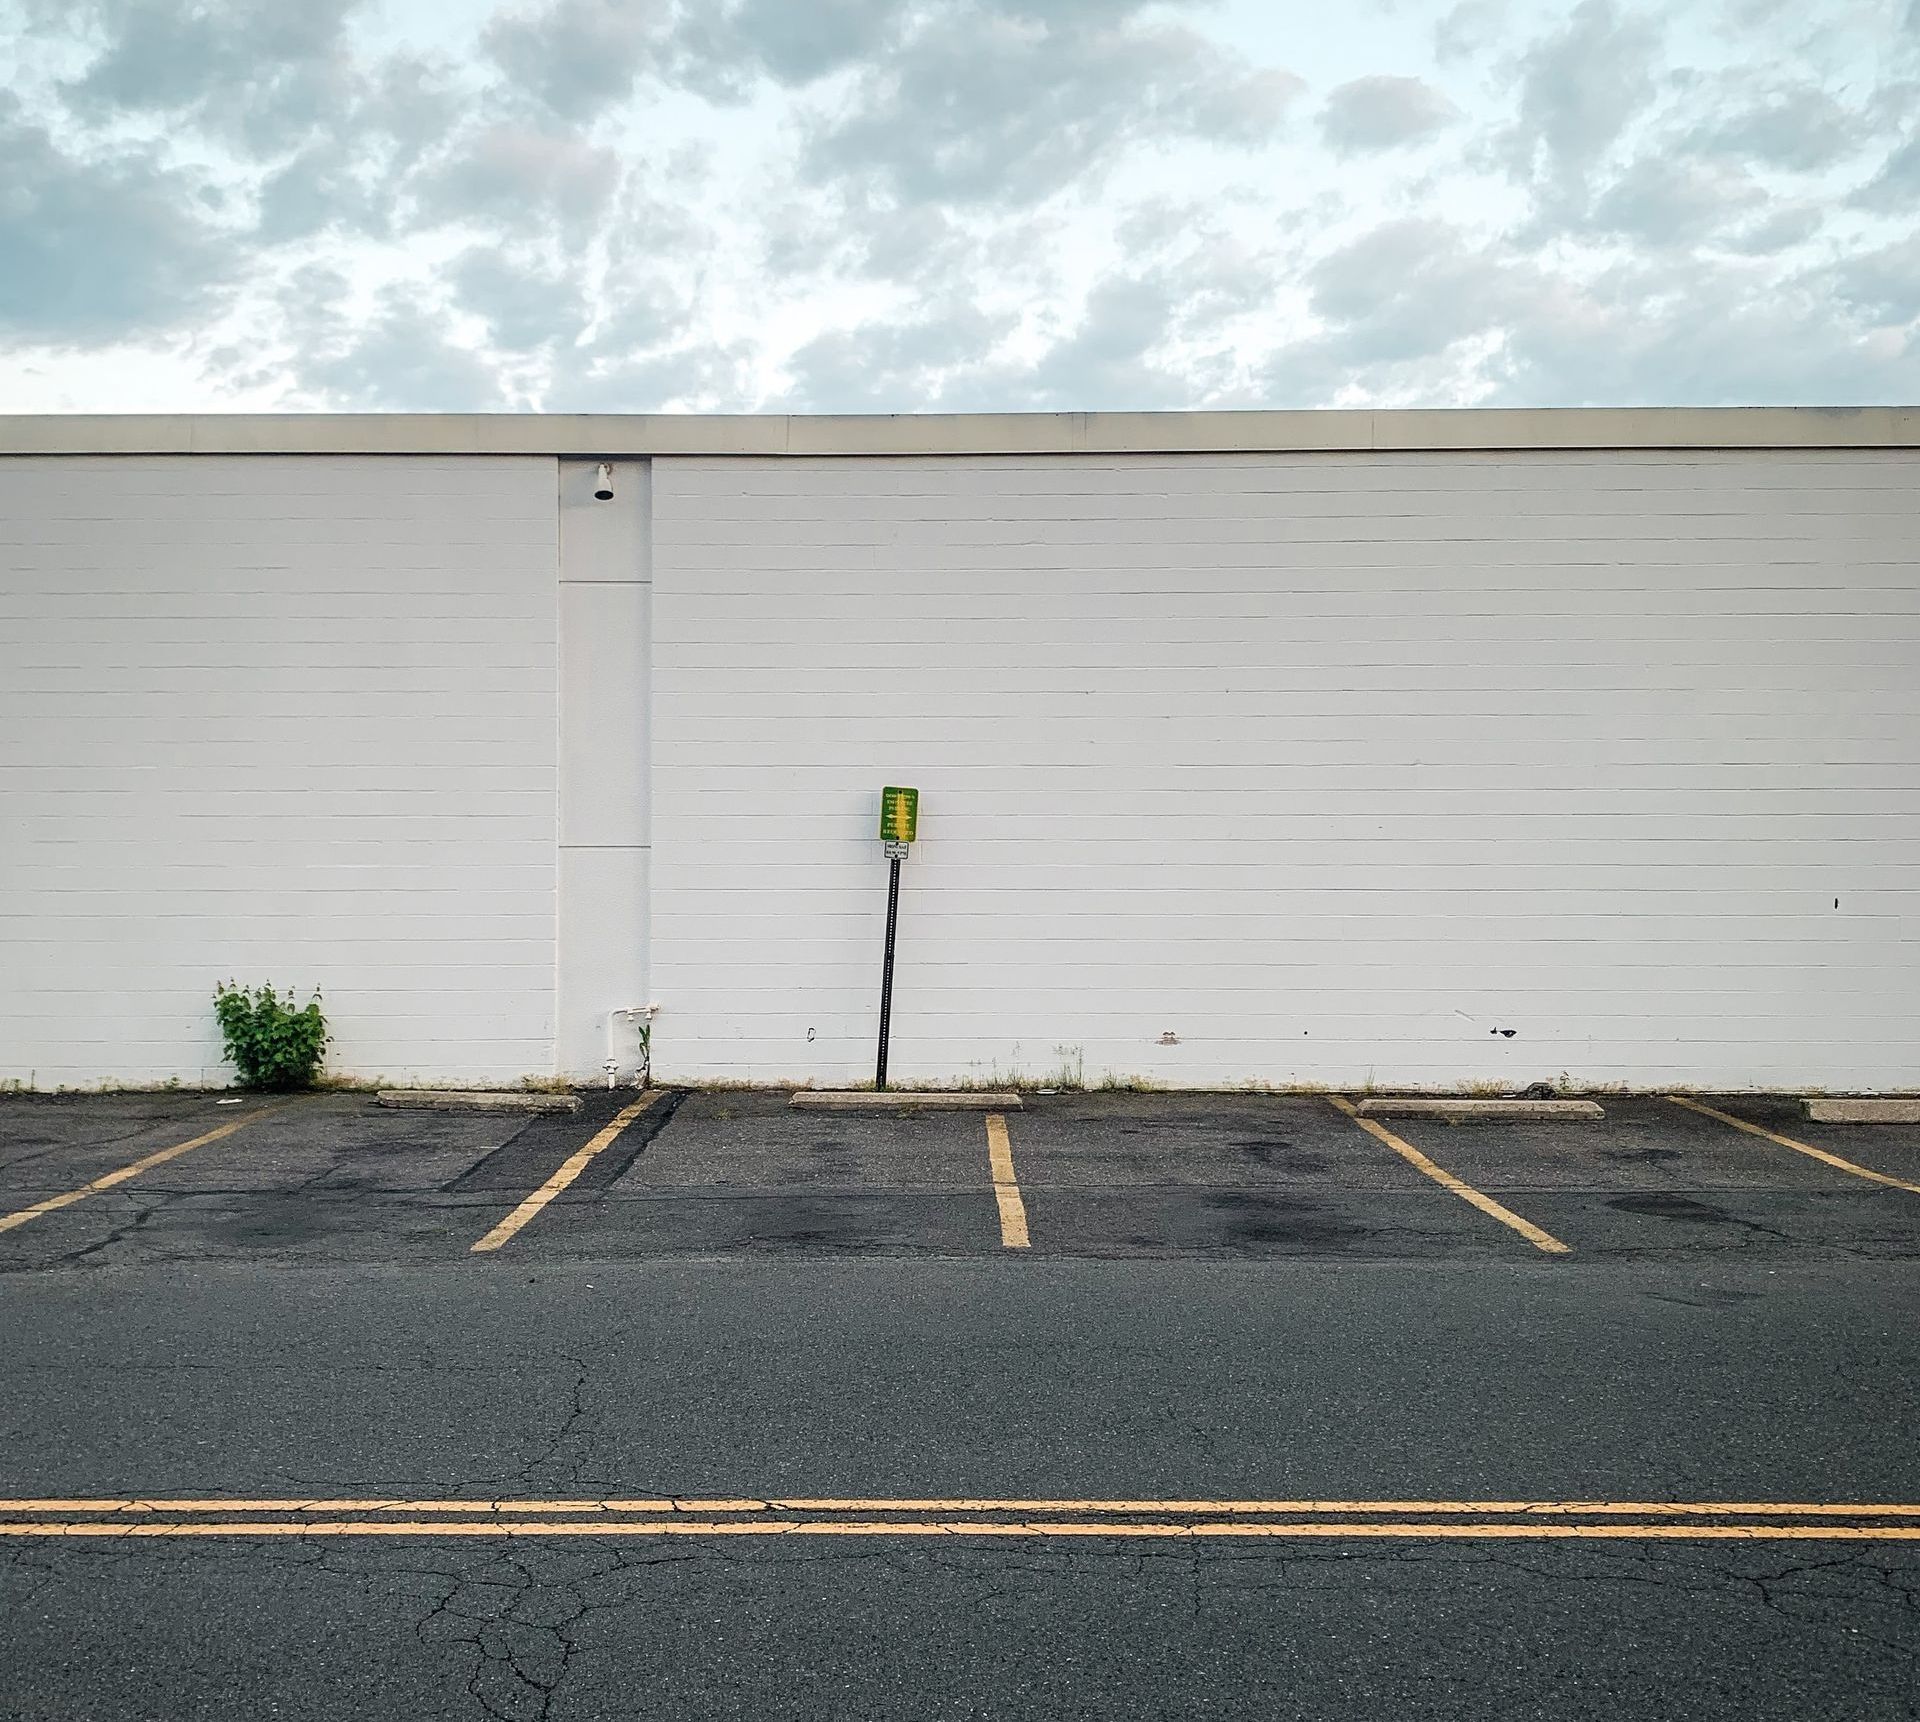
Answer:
xmin=212 ymin=982 xmax=330 ymax=1090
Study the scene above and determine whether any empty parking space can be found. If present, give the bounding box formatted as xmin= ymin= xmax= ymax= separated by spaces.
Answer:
xmin=0 ymin=1093 xmax=277 ymax=1200
xmin=1001 ymin=1093 xmax=1539 ymax=1259
xmin=1370 ymin=1096 xmax=1920 ymax=1260
xmin=0 ymin=1094 xmax=547 ymax=1271
xmin=545 ymin=1090 xmax=1005 ymax=1257
xmin=1669 ymin=1095 xmax=1920 ymax=1195
xmin=10 ymin=1088 xmax=1920 ymax=1269
xmin=470 ymin=1091 xmax=671 ymax=1252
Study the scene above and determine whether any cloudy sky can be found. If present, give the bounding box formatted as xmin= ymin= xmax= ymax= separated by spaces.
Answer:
xmin=4 ymin=0 xmax=1917 ymax=413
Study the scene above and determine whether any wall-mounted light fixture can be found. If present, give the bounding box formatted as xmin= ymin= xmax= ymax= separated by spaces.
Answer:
xmin=593 ymin=462 xmax=615 ymax=501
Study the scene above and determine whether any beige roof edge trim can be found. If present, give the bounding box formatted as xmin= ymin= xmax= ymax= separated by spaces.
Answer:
xmin=0 ymin=406 xmax=1916 ymax=458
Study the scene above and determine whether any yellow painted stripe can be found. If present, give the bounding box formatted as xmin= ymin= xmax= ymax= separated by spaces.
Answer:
xmin=753 ymin=1498 xmax=1920 ymax=1518
xmin=985 ymin=1113 xmax=1030 ymax=1249
xmin=1327 ymin=1096 xmax=1571 ymax=1255
xmin=7 ymin=1497 xmax=1918 ymax=1518
xmin=470 ymin=1092 xmax=664 ymax=1253
xmin=1666 ymin=1095 xmax=1920 ymax=1196
xmin=4 ymin=1519 xmax=1920 ymax=1543
xmin=0 ymin=1107 xmax=276 ymax=1236
xmin=0 ymin=1499 xmax=676 ymax=1514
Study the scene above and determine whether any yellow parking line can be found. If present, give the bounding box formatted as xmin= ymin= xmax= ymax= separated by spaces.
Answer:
xmin=1666 ymin=1095 xmax=1920 ymax=1195
xmin=470 ymin=1091 xmax=664 ymax=1253
xmin=0 ymin=1106 xmax=277 ymax=1236
xmin=985 ymin=1113 xmax=1030 ymax=1248
xmin=1327 ymin=1095 xmax=1571 ymax=1255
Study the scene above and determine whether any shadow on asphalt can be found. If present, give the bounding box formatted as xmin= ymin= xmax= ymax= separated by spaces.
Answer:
xmin=3 ymin=1087 xmax=1920 ymax=1268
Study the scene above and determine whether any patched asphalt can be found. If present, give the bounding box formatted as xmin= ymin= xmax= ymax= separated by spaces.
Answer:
xmin=8 ymin=1086 xmax=1920 ymax=1267
xmin=5 ymin=1087 xmax=1920 ymax=1719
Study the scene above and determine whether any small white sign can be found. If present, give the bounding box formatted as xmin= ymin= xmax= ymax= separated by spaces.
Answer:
xmin=882 ymin=839 xmax=910 ymax=860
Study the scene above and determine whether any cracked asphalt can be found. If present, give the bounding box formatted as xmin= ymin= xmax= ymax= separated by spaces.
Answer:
xmin=4 ymin=1087 xmax=1920 ymax=1719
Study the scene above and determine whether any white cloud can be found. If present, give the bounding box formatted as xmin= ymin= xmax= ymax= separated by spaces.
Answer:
xmin=1853 ymin=130 xmax=1920 ymax=209
xmin=1507 ymin=0 xmax=1664 ymax=184
xmin=1831 ymin=231 xmax=1920 ymax=323
xmin=0 ymin=0 xmax=1913 ymax=411
xmin=1586 ymin=155 xmax=1767 ymax=244
xmin=0 ymin=96 xmax=239 ymax=341
xmin=296 ymin=289 xmax=511 ymax=409
xmin=484 ymin=0 xmax=672 ymax=119
xmin=1686 ymin=84 xmax=1865 ymax=171
xmin=414 ymin=122 xmax=620 ymax=241
xmin=1319 ymin=76 xmax=1459 ymax=154
xmin=799 ymin=7 xmax=1302 ymax=206
xmin=451 ymin=245 xmax=589 ymax=350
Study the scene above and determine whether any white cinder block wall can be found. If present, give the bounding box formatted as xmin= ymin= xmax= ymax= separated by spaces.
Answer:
xmin=0 ymin=456 xmax=560 ymax=1087
xmin=5 ymin=419 xmax=1916 ymax=1092
xmin=649 ymin=450 xmax=1920 ymax=1091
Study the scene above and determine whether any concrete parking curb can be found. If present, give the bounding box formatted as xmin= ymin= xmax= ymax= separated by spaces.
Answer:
xmin=375 ymin=1090 xmax=582 ymax=1114
xmin=1805 ymin=1098 xmax=1920 ymax=1125
xmin=790 ymin=1091 xmax=1024 ymax=1111
xmin=1356 ymin=1098 xmax=1605 ymax=1122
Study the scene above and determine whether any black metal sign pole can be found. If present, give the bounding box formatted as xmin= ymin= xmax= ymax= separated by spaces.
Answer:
xmin=875 ymin=852 xmax=902 ymax=1090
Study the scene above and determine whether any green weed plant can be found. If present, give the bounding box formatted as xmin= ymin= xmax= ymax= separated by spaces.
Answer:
xmin=212 ymin=982 xmax=329 ymax=1090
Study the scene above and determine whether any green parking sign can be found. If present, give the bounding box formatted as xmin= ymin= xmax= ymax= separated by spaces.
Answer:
xmin=880 ymin=786 xmax=919 ymax=844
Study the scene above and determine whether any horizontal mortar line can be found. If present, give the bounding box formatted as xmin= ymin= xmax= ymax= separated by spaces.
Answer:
xmin=8 ymin=1498 xmax=1920 ymax=1518
xmin=6 ymin=1520 xmax=1920 ymax=1543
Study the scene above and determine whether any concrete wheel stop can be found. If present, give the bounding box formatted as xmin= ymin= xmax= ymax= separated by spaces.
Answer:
xmin=1804 ymin=1098 xmax=1920 ymax=1124
xmin=375 ymin=1090 xmax=582 ymax=1115
xmin=1357 ymin=1096 xmax=1605 ymax=1122
xmin=790 ymin=1091 xmax=1023 ymax=1111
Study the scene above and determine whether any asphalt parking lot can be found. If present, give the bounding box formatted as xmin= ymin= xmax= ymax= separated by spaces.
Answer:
xmin=5 ymin=1087 xmax=1920 ymax=1720
xmin=4 ymin=1086 xmax=1920 ymax=1268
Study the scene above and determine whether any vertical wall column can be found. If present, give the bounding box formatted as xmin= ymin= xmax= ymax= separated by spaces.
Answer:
xmin=555 ymin=459 xmax=652 ymax=1080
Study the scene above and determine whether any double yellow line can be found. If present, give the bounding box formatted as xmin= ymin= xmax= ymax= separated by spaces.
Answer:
xmin=4 ymin=1497 xmax=1919 ymax=1542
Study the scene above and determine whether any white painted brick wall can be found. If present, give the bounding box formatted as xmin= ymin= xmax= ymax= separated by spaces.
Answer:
xmin=649 ymin=450 xmax=1920 ymax=1090
xmin=0 ymin=456 xmax=559 ymax=1087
